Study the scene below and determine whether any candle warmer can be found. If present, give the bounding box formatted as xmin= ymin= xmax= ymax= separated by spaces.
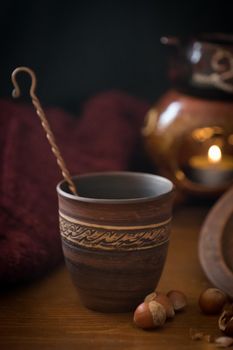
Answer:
xmin=142 ymin=33 xmax=233 ymax=197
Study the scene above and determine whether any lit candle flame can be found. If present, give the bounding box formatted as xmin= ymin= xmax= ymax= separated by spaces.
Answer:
xmin=208 ymin=145 xmax=222 ymax=163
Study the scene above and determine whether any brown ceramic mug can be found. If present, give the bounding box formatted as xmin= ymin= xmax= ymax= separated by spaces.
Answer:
xmin=57 ymin=171 xmax=174 ymax=312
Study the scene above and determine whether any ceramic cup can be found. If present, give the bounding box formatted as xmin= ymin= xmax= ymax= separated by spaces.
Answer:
xmin=57 ymin=172 xmax=174 ymax=312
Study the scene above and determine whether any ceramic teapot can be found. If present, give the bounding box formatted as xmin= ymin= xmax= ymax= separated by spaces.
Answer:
xmin=142 ymin=33 xmax=233 ymax=197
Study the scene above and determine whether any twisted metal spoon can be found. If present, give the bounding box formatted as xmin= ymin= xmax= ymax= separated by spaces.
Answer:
xmin=11 ymin=66 xmax=78 ymax=195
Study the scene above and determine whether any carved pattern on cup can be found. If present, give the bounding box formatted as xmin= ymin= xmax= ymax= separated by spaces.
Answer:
xmin=59 ymin=215 xmax=171 ymax=251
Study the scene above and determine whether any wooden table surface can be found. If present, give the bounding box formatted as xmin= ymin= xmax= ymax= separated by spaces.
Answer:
xmin=0 ymin=203 xmax=223 ymax=350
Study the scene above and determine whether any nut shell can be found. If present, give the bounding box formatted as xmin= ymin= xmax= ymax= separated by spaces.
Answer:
xmin=167 ymin=290 xmax=187 ymax=311
xmin=215 ymin=336 xmax=233 ymax=347
xmin=144 ymin=292 xmax=175 ymax=318
xmin=133 ymin=301 xmax=166 ymax=329
xmin=199 ymin=288 xmax=227 ymax=315
xmin=219 ymin=308 xmax=233 ymax=336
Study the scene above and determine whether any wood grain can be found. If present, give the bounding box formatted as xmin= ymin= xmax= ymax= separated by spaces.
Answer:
xmin=0 ymin=204 xmax=222 ymax=350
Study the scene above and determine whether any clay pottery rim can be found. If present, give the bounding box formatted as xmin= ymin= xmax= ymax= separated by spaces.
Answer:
xmin=199 ymin=186 xmax=233 ymax=298
xmin=57 ymin=171 xmax=175 ymax=204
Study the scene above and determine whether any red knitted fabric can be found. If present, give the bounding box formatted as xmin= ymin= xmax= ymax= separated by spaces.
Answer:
xmin=0 ymin=91 xmax=149 ymax=286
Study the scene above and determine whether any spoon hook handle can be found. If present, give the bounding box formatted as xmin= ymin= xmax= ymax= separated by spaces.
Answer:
xmin=11 ymin=66 xmax=78 ymax=196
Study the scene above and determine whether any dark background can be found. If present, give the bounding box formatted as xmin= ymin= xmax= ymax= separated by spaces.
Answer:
xmin=0 ymin=0 xmax=232 ymax=114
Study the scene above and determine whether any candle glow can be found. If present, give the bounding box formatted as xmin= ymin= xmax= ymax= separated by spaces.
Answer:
xmin=208 ymin=145 xmax=222 ymax=164
xmin=187 ymin=144 xmax=233 ymax=187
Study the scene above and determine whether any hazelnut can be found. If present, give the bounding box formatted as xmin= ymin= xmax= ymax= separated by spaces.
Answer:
xmin=144 ymin=292 xmax=175 ymax=318
xmin=219 ymin=307 xmax=233 ymax=336
xmin=144 ymin=291 xmax=158 ymax=303
xmin=133 ymin=301 xmax=166 ymax=329
xmin=167 ymin=290 xmax=187 ymax=311
xmin=199 ymin=288 xmax=227 ymax=315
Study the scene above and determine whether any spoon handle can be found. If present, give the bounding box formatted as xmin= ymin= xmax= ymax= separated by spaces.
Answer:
xmin=11 ymin=66 xmax=78 ymax=196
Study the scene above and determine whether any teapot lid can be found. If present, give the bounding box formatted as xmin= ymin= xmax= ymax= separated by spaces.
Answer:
xmin=162 ymin=33 xmax=233 ymax=97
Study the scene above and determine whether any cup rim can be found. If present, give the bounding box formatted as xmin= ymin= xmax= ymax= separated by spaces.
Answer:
xmin=56 ymin=171 xmax=174 ymax=204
